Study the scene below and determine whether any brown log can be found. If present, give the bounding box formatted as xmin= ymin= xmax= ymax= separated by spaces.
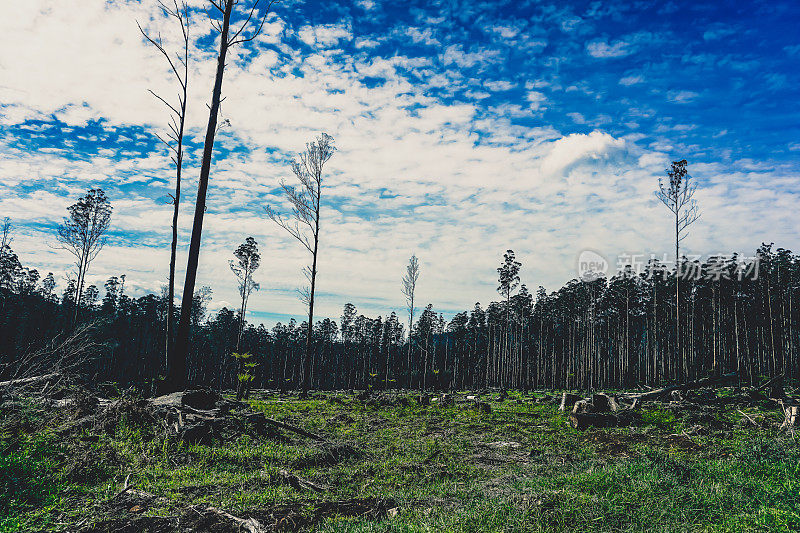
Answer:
xmin=0 ymin=373 xmax=60 ymax=390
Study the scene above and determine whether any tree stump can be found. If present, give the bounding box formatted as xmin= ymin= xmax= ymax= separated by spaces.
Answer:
xmin=782 ymin=405 xmax=798 ymax=432
xmin=559 ymin=393 xmax=581 ymax=411
xmin=591 ymin=393 xmax=619 ymax=413
xmin=569 ymin=412 xmax=618 ymax=430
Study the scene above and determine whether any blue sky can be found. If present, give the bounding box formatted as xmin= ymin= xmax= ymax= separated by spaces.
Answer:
xmin=1 ymin=0 xmax=799 ymax=326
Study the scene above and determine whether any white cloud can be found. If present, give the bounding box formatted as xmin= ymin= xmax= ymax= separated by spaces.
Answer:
xmin=586 ymin=39 xmax=632 ymax=58
xmin=540 ymin=131 xmax=626 ymax=175
xmin=525 ymin=90 xmax=547 ymax=110
xmin=1 ymin=0 xmax=798 ymax=327
xmin=297 ymin=24 xmax=352 ymax=48
xmin=667 ymin=90 xmax=699 ymax=103
xmin=619 ymin=74 xmax=644 ymax=86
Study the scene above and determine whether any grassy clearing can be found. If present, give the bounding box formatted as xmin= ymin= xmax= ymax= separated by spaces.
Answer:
xmin=2 ymin=390 xmax=799 ymax=532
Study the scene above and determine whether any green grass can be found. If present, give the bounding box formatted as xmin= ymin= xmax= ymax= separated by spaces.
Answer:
xmin=2 ymin=391 xmax=799 ymax=532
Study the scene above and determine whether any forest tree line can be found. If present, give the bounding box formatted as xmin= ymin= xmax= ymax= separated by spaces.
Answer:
xmin=2 ymin=223 xmax=798 ymax=392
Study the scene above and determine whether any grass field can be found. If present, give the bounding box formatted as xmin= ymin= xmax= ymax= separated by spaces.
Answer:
xmin=2 ymin=389 xmax=799 ymax=532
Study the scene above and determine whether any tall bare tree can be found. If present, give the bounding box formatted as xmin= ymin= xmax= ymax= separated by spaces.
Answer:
xmin=170 ymin=0 xmax=276 ymax=391
xmin=401 ymin=253 xmax=420 ymax=388
xmin=266 ymin=133 xmax=335 ymax=395
xmin=655 ymin=159 xmax=700 ymax=378
xmin=230 ymin=236 xmax=261 ymax=350
xmin=56 ymin=189 xmax=113 ymax=324
xmin=138 ymin=0 xmax=191 ymax=372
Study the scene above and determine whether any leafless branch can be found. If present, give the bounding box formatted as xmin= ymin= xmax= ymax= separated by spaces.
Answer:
xmin=228 ymin=0 xmax=278 ymax=47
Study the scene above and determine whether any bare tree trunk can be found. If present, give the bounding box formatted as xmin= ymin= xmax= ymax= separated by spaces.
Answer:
xmin=302 ymin=222 xmax=319 ymax=395
xmin=170 ymin=1 xmax=234 ymax=391
xmin=407 ymin=306 xmax=414 ymax=388
xmin=676 ymin=212 xmax=682 ymax=380
xmin=166 ymin=182 xmax=180 ymax=367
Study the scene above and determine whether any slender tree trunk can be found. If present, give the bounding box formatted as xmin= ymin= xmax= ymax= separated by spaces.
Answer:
xmin=166 ymin=121 xmax=184 ymax=372
xmin=407 ymin=302 xmax=414 ymax=388
xmin=170 ymin=2 xmax=233 ymax=391
xmin=302 ymin=205 xmax=320 ymax=395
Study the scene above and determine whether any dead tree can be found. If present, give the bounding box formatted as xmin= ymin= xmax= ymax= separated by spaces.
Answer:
xmin=138 ymin=1 xmax=191 ymax=373
xmin=55 ymin=189 xmax=112 ymax=325
xmin=266 ymin=133 xmax=336 ymax=396
xmin=170 ymin=0 xmax=276 ymax=392
xmin=401 ymin=254 xmax=420 ymax=388
xmin=655 ymin=159 xmax=700 ymax=378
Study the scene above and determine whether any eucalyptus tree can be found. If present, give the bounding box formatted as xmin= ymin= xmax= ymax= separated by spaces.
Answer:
xmin=55 ymin=188 xmax=113 ymax=324
xmin=497 ymin=249 xmax=521 ymax=386
xmin=266 ymin=133 xmax=335 ymax=395
xmin=230 ymin=237 xmax=261 ymax=350
xmin=171 ymin=0 xmax=277 ymax=391
xmin=655 ymin=159 xmax=700 ymax=378
xmin=0 ymin=219 xmax=21 ymax=291
xmin=401 ymin=253 xmax=420 ymax=387
xmin=138 ymin=0 xmax=191 ymax=370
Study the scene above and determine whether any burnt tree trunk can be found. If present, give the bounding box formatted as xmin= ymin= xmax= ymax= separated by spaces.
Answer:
xmin=170 ymin=2 xmax=234 ymax=392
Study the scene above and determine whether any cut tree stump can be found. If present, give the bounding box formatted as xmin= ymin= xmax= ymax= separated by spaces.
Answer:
xmin=559 ymin=393 xmax=581 ymax=411
xmin=591 ymin=393 xmax=619 ymax=413
xmin=781 ymin=404 xmax=798 ymax=432
xmin=570 ymin=409 xmax=643 ymax=430
xmin=569 ymin=412 xmax=618 ymax=430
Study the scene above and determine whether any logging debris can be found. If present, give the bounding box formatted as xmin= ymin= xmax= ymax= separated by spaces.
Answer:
xmin=1 ymin=378 xmax=324 ymax=446
xmin=79 ymin=487 xmax=397 ymax=533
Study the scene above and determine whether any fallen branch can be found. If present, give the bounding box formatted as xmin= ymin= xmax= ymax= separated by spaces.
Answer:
xmin=203 ymin=507 xmax=267 ymax=533
xmin=0 ymin=373 xmax=59 ymax=388
xmin=620 ymin=372 xmax=738 ymax=402
xmin=279 ymin=469 xmax=329 ymax=493
xmin=737 ymin=409 xmax=759 ymax=427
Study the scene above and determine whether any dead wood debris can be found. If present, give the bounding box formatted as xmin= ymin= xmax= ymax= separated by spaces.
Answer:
xmin=75 ymin=494 xmax=398 ymax=533
xmin=560 ymin=371 xmax=799 ymax=431
xmin=1 ymin=378 xmax=325 ymax=447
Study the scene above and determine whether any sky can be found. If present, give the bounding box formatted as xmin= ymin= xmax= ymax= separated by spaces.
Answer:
xmin=1 ymin=0 xmax=799 ymax=326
